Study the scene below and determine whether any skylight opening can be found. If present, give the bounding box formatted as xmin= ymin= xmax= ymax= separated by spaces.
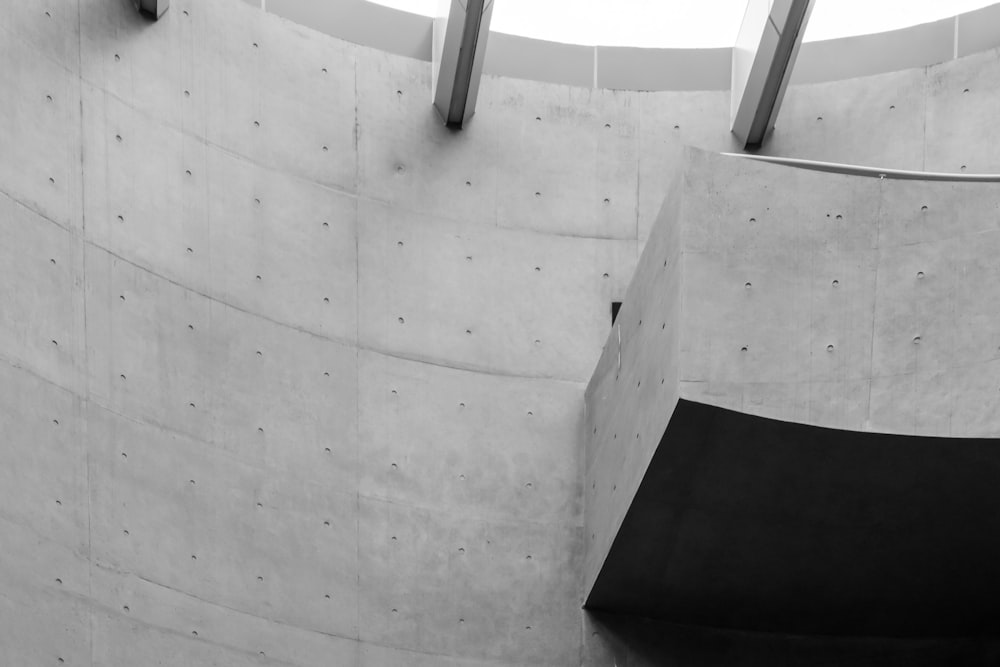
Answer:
xmin=367 ymin=0 xmax=999 ymax=48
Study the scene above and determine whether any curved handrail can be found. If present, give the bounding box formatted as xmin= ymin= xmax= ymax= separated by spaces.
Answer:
xmin=723 ymin=152 xmax=1000 ymax=182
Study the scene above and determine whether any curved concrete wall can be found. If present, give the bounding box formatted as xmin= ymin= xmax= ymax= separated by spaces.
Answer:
xmin=3 ymin=0 xmax=1000 ymax=665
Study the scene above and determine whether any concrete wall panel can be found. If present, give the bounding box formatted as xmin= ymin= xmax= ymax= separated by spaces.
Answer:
xmin=358 ymin=199 xmax=633 ymax=381
xmin=0 ymin=34 xmax=82 ymax=231
xmin=0 ymin=195 xmax=86 ymax=391
xmin=924 ymin=50 xmax=1000 ymax=173
xmin=765 ymin=66 xmax=928 ymax=169
xmin=8 ymin=0 xmax=1000 ymax=664
xmin=358 ymin=496 xmax=581 ymax=664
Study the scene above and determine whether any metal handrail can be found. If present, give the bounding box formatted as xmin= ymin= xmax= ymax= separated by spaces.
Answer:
xmin=722 ymin=152 xmax=1000 ymax=182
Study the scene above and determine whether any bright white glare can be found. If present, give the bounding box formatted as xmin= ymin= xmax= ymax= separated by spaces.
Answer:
xmin=368 ymin=0 xmax=999 ymax=47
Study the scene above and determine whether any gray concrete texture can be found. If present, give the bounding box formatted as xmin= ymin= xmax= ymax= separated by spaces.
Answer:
xmin=2 ymin=0 xmax=1000 ymax=664
xmin=586 ymin=147 xmax=1000 ymax=612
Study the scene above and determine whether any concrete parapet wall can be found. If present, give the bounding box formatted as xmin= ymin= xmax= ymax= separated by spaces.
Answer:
xmin=585 ymin=147 xmax=1000 ymax=606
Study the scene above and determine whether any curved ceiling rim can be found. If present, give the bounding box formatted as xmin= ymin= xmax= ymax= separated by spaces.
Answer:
xmin=258 ymin=0 xmax=1000 ymax=91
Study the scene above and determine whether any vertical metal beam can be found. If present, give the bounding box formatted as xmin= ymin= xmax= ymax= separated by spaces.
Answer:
xmin=134 ymin=0 xmax=169 ymax=20
xmin=432 ymin=0 xmax=494 ymax=128
xmin=731 ymin=0 xmax=814 ymax=148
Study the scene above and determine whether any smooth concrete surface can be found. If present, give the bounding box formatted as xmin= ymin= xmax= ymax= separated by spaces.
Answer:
xmin=5 ymin=0 xmax=1000 ymax=665
xmin=585 ymin=148 xmax=1000 ymax=634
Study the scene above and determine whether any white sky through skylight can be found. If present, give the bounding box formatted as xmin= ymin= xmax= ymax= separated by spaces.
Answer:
xmin=368 ymin=0 xmax=998 ymax=47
